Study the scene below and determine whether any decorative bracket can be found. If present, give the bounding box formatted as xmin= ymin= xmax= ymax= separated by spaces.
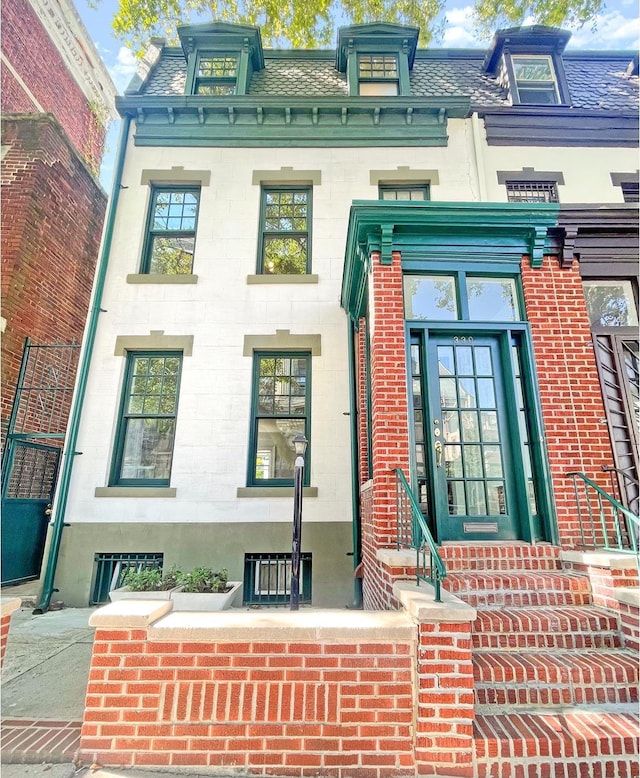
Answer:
xmin=341 ymin=107 xmax=348 ymax=125
xmin=380 ymin=223 xmax=394 ymax=265
xmin=197 ymin=107 xmax=204 ymax=125
xmin=560 ymin=228 xmax=579 ymax=268
xmin=167 ymin=107 xmax=175 ymax=124
xmin=529 ymin=225 xmax=548 ymax=268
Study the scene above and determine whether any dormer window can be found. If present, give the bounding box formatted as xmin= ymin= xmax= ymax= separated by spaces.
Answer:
xmin=195 ymin=54 xmax=238 ymax=95
xmin=482 ymin=26 xmax=571 ymax=108
xmin=511 ymin=55 xmax=559 ymax=104
xmin=178 ymin=22 xmax=264 ymax=97
xmin=336 ymin=23 xmax=418 ymax=98
xmin=358 ymin=54 xmax=399 ymax=96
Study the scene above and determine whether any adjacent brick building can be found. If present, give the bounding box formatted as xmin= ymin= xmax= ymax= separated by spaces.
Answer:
xmin=1 ymin=0 xmax=117 ymax=584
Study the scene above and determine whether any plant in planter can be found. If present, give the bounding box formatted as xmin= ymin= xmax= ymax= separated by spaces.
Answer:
xmin=171 ymin=566 xmax=242 ymax=611
xmin=109 ymin=565 xmax=183 ymax=601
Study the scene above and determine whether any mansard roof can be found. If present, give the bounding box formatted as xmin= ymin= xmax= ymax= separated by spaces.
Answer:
xmin=134 ymin=25 xmax=638 ymax=114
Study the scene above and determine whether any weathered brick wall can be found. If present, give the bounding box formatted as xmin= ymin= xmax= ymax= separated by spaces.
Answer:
xmin=81 ymin=626 xmax=416 ymax=773
xmin=1 ymin=614 xmax=12 ymax=667
xmin=1 ymin=116 xmax=106 ymax=439
xmin=1 ymin=0 xmax=105 ymax=170
xmin=521 ymin=255 xmax=615 ymax=548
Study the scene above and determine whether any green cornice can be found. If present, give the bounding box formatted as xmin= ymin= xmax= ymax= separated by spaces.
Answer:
xmin=117 ymin=95 xmax=469 ymax=147
xmin=336 ymin=23 xmax=420 ymax=71
xmin=341 ymin=201 xmax=560 ymax=320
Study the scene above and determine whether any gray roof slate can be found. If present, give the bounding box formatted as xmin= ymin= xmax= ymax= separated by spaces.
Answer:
xmin=139 ymin=46 xmax=638 ymax=112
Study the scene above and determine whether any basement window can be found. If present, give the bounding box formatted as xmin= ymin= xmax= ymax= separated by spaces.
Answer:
xmin=243 ymin=552 xmax=312 ymax=606
xmin=91 ymin=552 xmax=163 ymax=604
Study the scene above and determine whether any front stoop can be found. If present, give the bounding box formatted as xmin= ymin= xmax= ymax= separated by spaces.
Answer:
xmin=439 ymin=543 xmax=640 ymax=778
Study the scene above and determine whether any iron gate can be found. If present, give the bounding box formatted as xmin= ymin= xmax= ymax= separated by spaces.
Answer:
xmin=1 ymin=340 xmax=79 ymax=584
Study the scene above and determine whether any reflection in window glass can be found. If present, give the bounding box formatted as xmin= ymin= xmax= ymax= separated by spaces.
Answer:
xmin=582 ymin=280 xmax=639 ymax=327
xmin=467 ymin=278 xmax=520 ymax=321
xmin=404 ymin=276 xmax=458 ymax=320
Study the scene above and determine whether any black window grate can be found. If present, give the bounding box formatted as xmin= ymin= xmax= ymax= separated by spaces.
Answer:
xmin=91 ymin=552 xmax=163 ymax=604
xmin=506 ymin=181 xmax=558 ymax=203
xmin=243 ymin=552 xmax=312 ymax=606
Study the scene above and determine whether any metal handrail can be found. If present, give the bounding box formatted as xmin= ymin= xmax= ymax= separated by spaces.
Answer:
xmin=566 ymin=470 xmax=640 ymax=556
xmin=393 ymin=468 xmax=446 ymax=602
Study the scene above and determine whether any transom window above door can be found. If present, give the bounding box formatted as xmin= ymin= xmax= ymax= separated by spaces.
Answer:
xmin=404 ymin=274 xmax=521 ymax=322
xmin=379 ymin=184 xmax=429 ymax=201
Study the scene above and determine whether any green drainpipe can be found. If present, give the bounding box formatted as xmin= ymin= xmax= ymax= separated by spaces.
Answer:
xmin=346 ymin=316 xmax=363 ymax=609
xmin=34 ymin=116 xmax=131 ymax=614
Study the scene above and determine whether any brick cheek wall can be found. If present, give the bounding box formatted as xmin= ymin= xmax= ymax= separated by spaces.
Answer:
xmin=357 ymin=321 xmax=370 ymax=484
xmin=80 ymin=630 xmax=417 ymax=774
xmin=1 ymin=0 xmax=105 ymax=171
xmin=0 ymin=117 xmax=106 ymax=435
xmin=520 ymin=255 xmax=614 ymax=548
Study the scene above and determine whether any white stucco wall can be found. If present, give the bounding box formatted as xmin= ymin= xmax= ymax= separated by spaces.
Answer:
xmin=66 ymin=119 xmax=477 ymax=529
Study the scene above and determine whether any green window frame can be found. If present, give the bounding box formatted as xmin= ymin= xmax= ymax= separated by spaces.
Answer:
xmin=248 ymin=352 xmax=311 ymax=486
xmin=379 ymin=184 xmax=430 ymax=201
xmin=258 ymin=187 xmax=311 ymax=275
xmin=110 ymin=352 xmax=183 ymax=487
xmin=194 ymin=53 xmax=238 ymax=95
xmin=358 ymin=54 xmax=399 ymax=95
xmin=141 ymin=187 xmax=200 ymax=274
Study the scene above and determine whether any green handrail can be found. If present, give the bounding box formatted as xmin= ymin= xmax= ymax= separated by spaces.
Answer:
xmin=566 ymin=470 xmax=639 ymax=556
xmin=393 ymin=468 xmax=446 ymax=602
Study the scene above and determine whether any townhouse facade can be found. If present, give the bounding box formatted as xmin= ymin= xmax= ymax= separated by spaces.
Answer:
xmin=41 ymin=22 xmax=638 ymax=616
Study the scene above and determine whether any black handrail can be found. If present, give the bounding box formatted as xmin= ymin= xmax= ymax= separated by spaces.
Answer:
xmin=394 ymin=468 xmax=446 ymax=602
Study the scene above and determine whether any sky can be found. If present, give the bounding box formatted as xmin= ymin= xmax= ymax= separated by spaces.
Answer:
xmin=75 ymin=0 xmax=640 ymax=188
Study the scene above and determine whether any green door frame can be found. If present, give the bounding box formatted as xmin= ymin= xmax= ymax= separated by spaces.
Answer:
xmin=407 ymin=321 xmax=557 ymax=545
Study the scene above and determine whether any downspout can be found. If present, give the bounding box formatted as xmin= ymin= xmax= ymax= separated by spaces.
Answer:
xmin=34 ymin=115 xmax=131 ymax=613
xmin=346 ymin=316 xmax=363 ymax=609
xmin=471 ymin=112 xmax=488 ymax=201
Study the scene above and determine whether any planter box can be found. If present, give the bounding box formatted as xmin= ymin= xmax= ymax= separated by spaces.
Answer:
xmin=170 ymin=581 xmax=243 ymax=611
xmin=109 ymin=586 xmax=180 ymax=602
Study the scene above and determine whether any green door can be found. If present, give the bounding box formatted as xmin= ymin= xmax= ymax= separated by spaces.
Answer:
xmin=426 ymin=334 xmax=520 ymax=541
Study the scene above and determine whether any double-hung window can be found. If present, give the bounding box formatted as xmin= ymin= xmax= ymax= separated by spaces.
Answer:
xmin=249 ymin=353 xmax=310 ymax=485
xmin=358 ymin=54 xmax=399 ymax=95
xmin=258 ymin=187 xmax=311 ymax=275
xmin=111 ymin=352 xmax=182 ymax=486
xmin=142 ymin=187 xmax=200 ymax=274
xmin=194 ymin=54 xmax=238 ymax=95
xmin=511 ymin=55 xmax=559 ymax=105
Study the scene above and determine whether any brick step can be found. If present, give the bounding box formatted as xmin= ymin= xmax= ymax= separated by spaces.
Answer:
xmin=474 ymin=710 xmax=640 ymax=778
xmin=443 ymin=570 xmax=592 ymax=608
xmin=440 ymin=541 xmax=562 ymax=572
xmin=472 ymin=606 xmax=622 ymax=650
xmin=474 ymin=649 xmax=639 ymax=709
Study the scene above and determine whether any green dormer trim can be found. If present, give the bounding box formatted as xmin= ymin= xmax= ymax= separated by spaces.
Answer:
xmin=341 ymin=201 xmax=560 ymax=320
xmin=178 ymin=22 xmax=264 ymax=96
xmin=336 ymin=23 xmax=419 ymax=97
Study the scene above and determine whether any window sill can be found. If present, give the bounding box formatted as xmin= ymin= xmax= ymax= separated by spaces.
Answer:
xmin=237 ymin=486 xmax=318 ymax=498
xmin=95 ymin=487 xmax=177 ymax=498
xmin=247 ymin=274 xmax=318 ymax=285
xmin=127 ymin=274 xmax=198 ymax=284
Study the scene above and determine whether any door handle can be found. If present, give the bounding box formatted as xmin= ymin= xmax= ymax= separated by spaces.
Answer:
xmin=434 ymin=440 xmax=443 ymax=467
xmin=45 ymin=503 xmax=52 ymax=516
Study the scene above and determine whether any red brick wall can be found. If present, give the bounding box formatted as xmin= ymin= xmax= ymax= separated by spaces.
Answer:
xmin=1 ymin=0 xmax=105 ymax=170
xmin=1 ymin=116 xmax=106 ymax=439
xmin=358 ymin=250 xmax=411 ymax=609
xmin=81 ymin=629 xmax=416 ymax=773
xmin=1 ymin=614 xmax=12 ymax=666
xmin=357 ymin=321 xmax=370 ymax=484
xmin=521 ymin=255 xmax=615 ymax=548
